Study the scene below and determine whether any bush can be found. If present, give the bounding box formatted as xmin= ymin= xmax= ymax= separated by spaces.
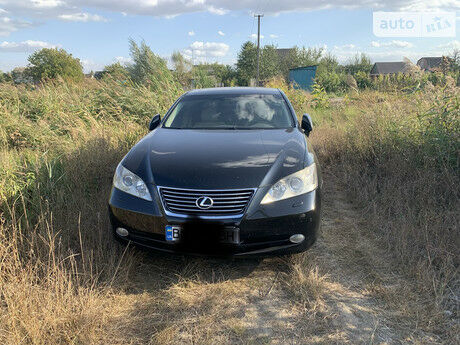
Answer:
xmin=26 ymin=48 xmax=84 ymax=82
xmin=102 ymin=62 xmax=130 ymax=81
xmin=315 ymin=71 xmax=349 ymax=94
xmin=309 ymin=89 xmax=459 ymax=330
xmin=127 ymin=39 xmax=180 ymax=93
xmin=354 ymin=70 xmax=372 ymax=89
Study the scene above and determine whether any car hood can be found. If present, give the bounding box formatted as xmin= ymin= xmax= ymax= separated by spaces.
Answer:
xmin=122 ymin=128 xmax=310 ymax=189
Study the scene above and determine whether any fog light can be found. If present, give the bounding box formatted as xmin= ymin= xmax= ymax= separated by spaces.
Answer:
xmin=116 ymin=227 xmax=129 ymax=237
xmin=289 ymin=234 xmax=305 ymax=244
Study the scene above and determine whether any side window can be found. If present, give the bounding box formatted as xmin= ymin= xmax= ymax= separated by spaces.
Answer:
xmin=164 ymin=103 xmax=184 ymax=127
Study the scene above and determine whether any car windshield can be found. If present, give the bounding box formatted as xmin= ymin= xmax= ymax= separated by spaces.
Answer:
xmin=163 ymin=93 xmax=294 ymax=129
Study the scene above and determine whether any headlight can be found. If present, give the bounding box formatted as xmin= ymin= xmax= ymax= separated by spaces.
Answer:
xmin=113 ymin=164 xmax=152 ymax=201
xmin=261 ymin=163 xmax=317 ymax=204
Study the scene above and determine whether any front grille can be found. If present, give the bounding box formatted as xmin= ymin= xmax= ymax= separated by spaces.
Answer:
xmin=158 ymin=187 xmax=255 ymax=217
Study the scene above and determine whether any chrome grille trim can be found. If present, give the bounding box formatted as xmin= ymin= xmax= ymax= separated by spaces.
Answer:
xmin=158 ymin=186 xmax=256 ymax=218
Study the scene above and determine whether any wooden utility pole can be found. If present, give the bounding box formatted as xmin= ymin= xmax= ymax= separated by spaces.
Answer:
xmin=254 ymin=14 xmax=263 ymax=86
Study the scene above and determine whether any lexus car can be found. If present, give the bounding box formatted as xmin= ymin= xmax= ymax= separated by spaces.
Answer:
xmin=108 ymin=87 xmax=322 ymax=256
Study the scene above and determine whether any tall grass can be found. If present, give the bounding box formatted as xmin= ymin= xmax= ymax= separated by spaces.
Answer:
xmin=0 ymin=79 xmax=182 ymax=343
xmin=313 ymin=90 xmax=458 ymax=307
xmin=268 ymin=78 xmax=459 ymax=333
xmin=0 ymin=78 xmax=458 ymax=343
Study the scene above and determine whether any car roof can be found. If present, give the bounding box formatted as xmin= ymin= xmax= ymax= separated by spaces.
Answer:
xmin=185 ymin=87 xmax=281 ymax=97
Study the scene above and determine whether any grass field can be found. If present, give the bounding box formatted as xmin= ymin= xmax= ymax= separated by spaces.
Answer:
xmin=0 ymin=79 xmax=458 ymax=344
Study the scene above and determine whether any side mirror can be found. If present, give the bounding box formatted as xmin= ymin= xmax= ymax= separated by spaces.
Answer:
xmin=149 ymin=114 xmax=161 ymax=131
xmin=301 ymin=113 xmax=313 ymax=136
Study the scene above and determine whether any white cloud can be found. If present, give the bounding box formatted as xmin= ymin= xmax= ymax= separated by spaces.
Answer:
xmin=371 ymin=40 xmax=414 ymax=48
xmin=114 ymin=56 xmax=133 ymax=65
xmin=435 ymin=40 xmax=460 ymax=51
xmin=81 ymin=59 xmax=105 ymax=73
xmin=0 ymin=40 xmax=58 ymax=52
xmin=189 ymin=41 xmax=229 ymax=57
xmin=340 ymin=44 xmax=356 ymax=49
xmin=327 ymin=39 xmax=459 ymax=64
xmin=250 ymin=33 xmax=264 ymax=39
xmin=183 ymin=41 xmax=229 ymax=62
xmin=208 ymin=6 xmax=227 ymax=15
xmin=188 ymin=30 xmax=195 ymax=36
xmin=218 ymin=30 xmax=225 ymax=36
xmin=58 ymin=12 xmax=107 ymax=22
xmin=269 ymin=34 xmax=279 ymax=38
xmin=0 ymin=0 xmax=456 ymax=20
xmin=0 ymin=15 xmax=33 ymax=36
xmin=30 ymin=0 xmax=64 ymax=9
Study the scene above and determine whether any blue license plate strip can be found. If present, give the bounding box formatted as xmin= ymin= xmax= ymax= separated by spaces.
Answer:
xmin=165 ymin=225 xmax=181 ymax=241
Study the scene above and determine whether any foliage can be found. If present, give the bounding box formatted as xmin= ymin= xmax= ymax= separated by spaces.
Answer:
xmin=301 ymin=87 xmax=458 ymax=334
xmin=103 ymin=62 xmax=130 ymax=81
xmin=236 ymin=41 xmax=257 ymax=85
xmin=171 ymin=51 xmax=192 ymax=86
xmin=279 ymin=46 xmax=323 ymax=79
xmin=311 ymin=83 xmax=330 ymax=108
xmin=218 ymin=65 xmax=238 ymax=86
xmin=260 ymin=45 xmax=280 ymax=80
xmin=127 ymin=39 xmax=177 ymax=88
xmin=26 ymin=48 xmax=84 ymax=82
xmin=450 ymin=49 xmax=460 ymax=72
xmin=264 ymin=77 xmax=311 ymax=117
xmin=317 ymin=54 xmax=339 ymax=75
xmin=0 ymin=78 xmax=457 ymax=343
xmin=344 ymin=53 xmax=372 ymax=75
xmin=354 ymin=70 xmax=372 ymax=89
xmin=192 ymin=65 xmax=217 ymax=88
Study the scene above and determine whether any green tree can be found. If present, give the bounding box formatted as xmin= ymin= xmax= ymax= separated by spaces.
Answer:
xmin=171 ymin=51 xmax=192 ymax=86
xmin=26 ymin=48 xmax=84 ymax=82
xmin=103 ymin=62 xmax=129 ymax=81
xmin=2 ymin=72 xmax=12 ymax=82
xmin=127 ymin=39 xmax=176 ymax=87
xmin=317 ymin=54 xmax=340 ymax=76
xmin=450 ymin=49 xmax=460 ymax=72
xmin=236 ymin=41 xmax=257 ymax=85
xmin=279 ymin=46 xmax=323 ymax=79
xmin=12 ymin=67 xmax=32 ymax=83
xmin=297 ymin=47 xmax=323 ymax=66
xmin=344 ymin=53 xmax=372 ymax=75
xmin=354 ymin=70 xmax=372 ymax=89
xmin=192 ymin=65 xmax=216 ymax=88
xmin=260 ymin=45 xmax=280 ymax=80
xmin=220 ymin=65 xmax=237 ymax=86
xmin=204 ymin=63 xmax=236 ymax=86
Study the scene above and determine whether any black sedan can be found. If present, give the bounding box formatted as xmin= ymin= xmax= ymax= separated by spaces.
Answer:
xmin=109 ymin=87 xmax=322 ymax=256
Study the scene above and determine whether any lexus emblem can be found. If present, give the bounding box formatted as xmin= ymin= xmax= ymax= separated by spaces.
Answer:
xmin=196 ymin=196 xmax=213 ymax=209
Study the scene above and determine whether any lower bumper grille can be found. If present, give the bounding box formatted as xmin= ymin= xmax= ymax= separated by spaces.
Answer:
xmin=158 ymin=187 xmax=255 ymax=217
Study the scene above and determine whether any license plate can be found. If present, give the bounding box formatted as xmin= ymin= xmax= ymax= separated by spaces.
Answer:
xmin=165 ymin=225 xmax=181 ymax=242
xmin=165 ymin=225 xmax=240 ymax=244
xmin=221 ymin=227 xmax=240 ymax=244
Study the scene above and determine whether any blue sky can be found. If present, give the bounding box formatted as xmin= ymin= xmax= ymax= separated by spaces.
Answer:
xmin=0 ymin=1 xmax=458 ymax=72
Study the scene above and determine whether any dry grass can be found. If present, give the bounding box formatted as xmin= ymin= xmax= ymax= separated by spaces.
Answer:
xmin=0 ymin=79 xmax=458 ymax=344
xmin=306 ymin=88 xmax=459 ymax=341
xmin=285 ymin=252 xmax=328 ymax=311
xmin=0 ymin=80 xmax=156 ymax=344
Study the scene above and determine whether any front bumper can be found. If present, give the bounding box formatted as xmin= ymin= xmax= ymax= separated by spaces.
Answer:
xmin=108 ymin=185 xmax=321 ymax=256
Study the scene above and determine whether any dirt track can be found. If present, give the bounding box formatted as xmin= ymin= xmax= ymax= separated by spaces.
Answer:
xmin=102 ymin=175 xmax=443 ymax=344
